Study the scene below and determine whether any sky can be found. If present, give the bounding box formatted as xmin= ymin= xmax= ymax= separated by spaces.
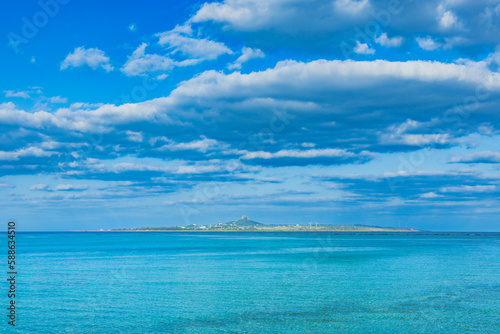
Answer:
xmin=1 ymin=0 xmax=500 ymax=231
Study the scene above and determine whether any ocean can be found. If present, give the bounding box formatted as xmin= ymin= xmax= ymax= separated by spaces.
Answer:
xmin=3 ymin=232 xmax=500 ymax=333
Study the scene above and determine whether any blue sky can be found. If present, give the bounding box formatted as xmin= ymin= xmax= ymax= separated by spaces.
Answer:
xmin=2 ymin=0 xmax=500 ymax=231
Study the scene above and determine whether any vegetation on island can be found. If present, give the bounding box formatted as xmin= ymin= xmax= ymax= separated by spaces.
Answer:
xmin=112 ymin=215 xmax=420 ymax=232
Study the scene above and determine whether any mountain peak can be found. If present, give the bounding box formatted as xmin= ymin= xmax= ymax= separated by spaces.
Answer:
xmin=241 ymin=215 xmax=249 ymax=220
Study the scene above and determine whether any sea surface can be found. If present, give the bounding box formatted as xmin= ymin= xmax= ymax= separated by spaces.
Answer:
xmin=2 ymin=232 xmax=500 ymax=333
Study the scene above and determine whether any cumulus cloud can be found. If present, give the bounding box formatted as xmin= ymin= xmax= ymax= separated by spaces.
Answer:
xmin=2 ymin=56 xmax=499 ymax=142
xmin=187 ymin=0 xmax=500 ymax=55
xmin=125 ymin=131 xmax=144 ymax=143
xmin=437 ymin=5 xmax=460 ymax=30
xmin=353 ymin=41 xmax=375 ymax=55
xmin=1 ymin=54 xmax=500 ymax=186
xmin=5 ymin=0 xmax=500 ymax=229
xmin=156 ymin=29 xmax=232 ymax=60
xmin=191 ymin=0 xmax=370 ymax=32
xmin=61 ymin=47 xmax=114 ymax=72
xmin=228 ymin=47 xmax=265 ymax=70
xmin=0 ymin=98 xmax=167 ymax=133
xmin=375 ymin=33 xmax=403 ymax=47
xmin=49 ymin=96 xmax=68 ymax=104
xmin=416 ymin=37 xmax=442 ymax=51
xmin=439 ymin=10 xmax=458 ymax=29
xmin=4 ymin=90 xmax=30 ymax=99
xmin=191 ymin=1 xmax=278 ymax=30
xmin=173 ymin=58 xmax=500 ymax=101
xmin=121 ymin=28 xmax=234 ymax=77
xmin=121 ymin=43 xmax=175 ymax=76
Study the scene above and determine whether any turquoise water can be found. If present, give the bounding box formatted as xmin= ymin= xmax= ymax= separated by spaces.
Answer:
xmin=3 ymin=232 xmax=500 ymax=333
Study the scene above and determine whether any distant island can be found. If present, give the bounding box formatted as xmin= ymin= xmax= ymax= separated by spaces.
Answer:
xmin=112 ymin=216 xmax=420 ymax=232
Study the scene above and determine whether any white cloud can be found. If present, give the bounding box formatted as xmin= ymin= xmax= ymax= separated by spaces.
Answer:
xmin=49 ymin=96 xmax=68 ymax=104
xmin=379 ymin=170 xmax=476 ymax=179
xmin=129 ymin=24 xmax=136 ymax=32
xmin=228 ymin=47 xmax=265 ymax=70
xmin=191 ymin=0 xmax=370 ymax=31
xmin=187 ymin=0 xmax=500 ymax=54
xmin=440 ymin=185 xmax=496 ymax=193
xmin=157 ymin=137 xmax=228 ymax=153
xmin=416 ymin=37 xmax=441 ymax=51
xmin=125 ymin=131 xmax=144 ymax=143
xmin=439 ymin=10 xmax=458 ymax=29
xmin=0 ymin=182 xmax=14 ymax=189
xmin=61 ymin=47 xmax=114 ymax=72
xmin=241 ymin=148 xmax=356 ymax=160
xmin=420 ymin=192 xmax=443 ymax=198
xmin=191 ymin=1 xmax=273 ymax=30
xmin=54 ymin=184 xmax=89 ymax=191
xmin=375 ymin=33 xmax=403 ymax=47
xmin=121 ymin=36 xmax=231 ymax=77
xmin=2 ymin=57 xmax=500 ymax=135
xmin=449 ymin=151 xmax=500 ymax=163
xmin=156 ymin=74 xmax=168 ymax=81
xmin=353 ymin=41 xmax=375 ymax=55
xmin=84 ymin=159 xmax=244 ymax=175
xmin=5 ymin=90 xmax=30 ymax=99
xmin=334 ymin=0 xmax=371 ymax=15
xmin=0 ymin=99 xmax=167 ymax=133
xmin=401 ymin=134 xmax=452 ymax=146
xmin=156 ymin=30 xmax=233 ymax=60
xmin=121 ymin=43 xmax=175 ymax=77
xmin=486 ymin=47 xmax=500 ymax=66
xmin=171 ymin=24 xmax=193 ymax=35
xmin=0 ymin=146 xmax=56 ymax=161
xmin=173 ymin=58 xmax=500 ymax=102
xmin=30 ymin=184 xmax=51 ymax=191
xmin=437 ymin=5 xmax=460 ymax=30
xmin=382 ymin=131 xmax=453 ymax=146
xmin=380 ymin=119 xmax=454 ymax=146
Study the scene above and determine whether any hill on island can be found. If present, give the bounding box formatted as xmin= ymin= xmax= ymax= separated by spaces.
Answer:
xmin=219 ymin=215 xmax=262 ymax=228
xmin=112 ymin=216 xmax=420 ymax=232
